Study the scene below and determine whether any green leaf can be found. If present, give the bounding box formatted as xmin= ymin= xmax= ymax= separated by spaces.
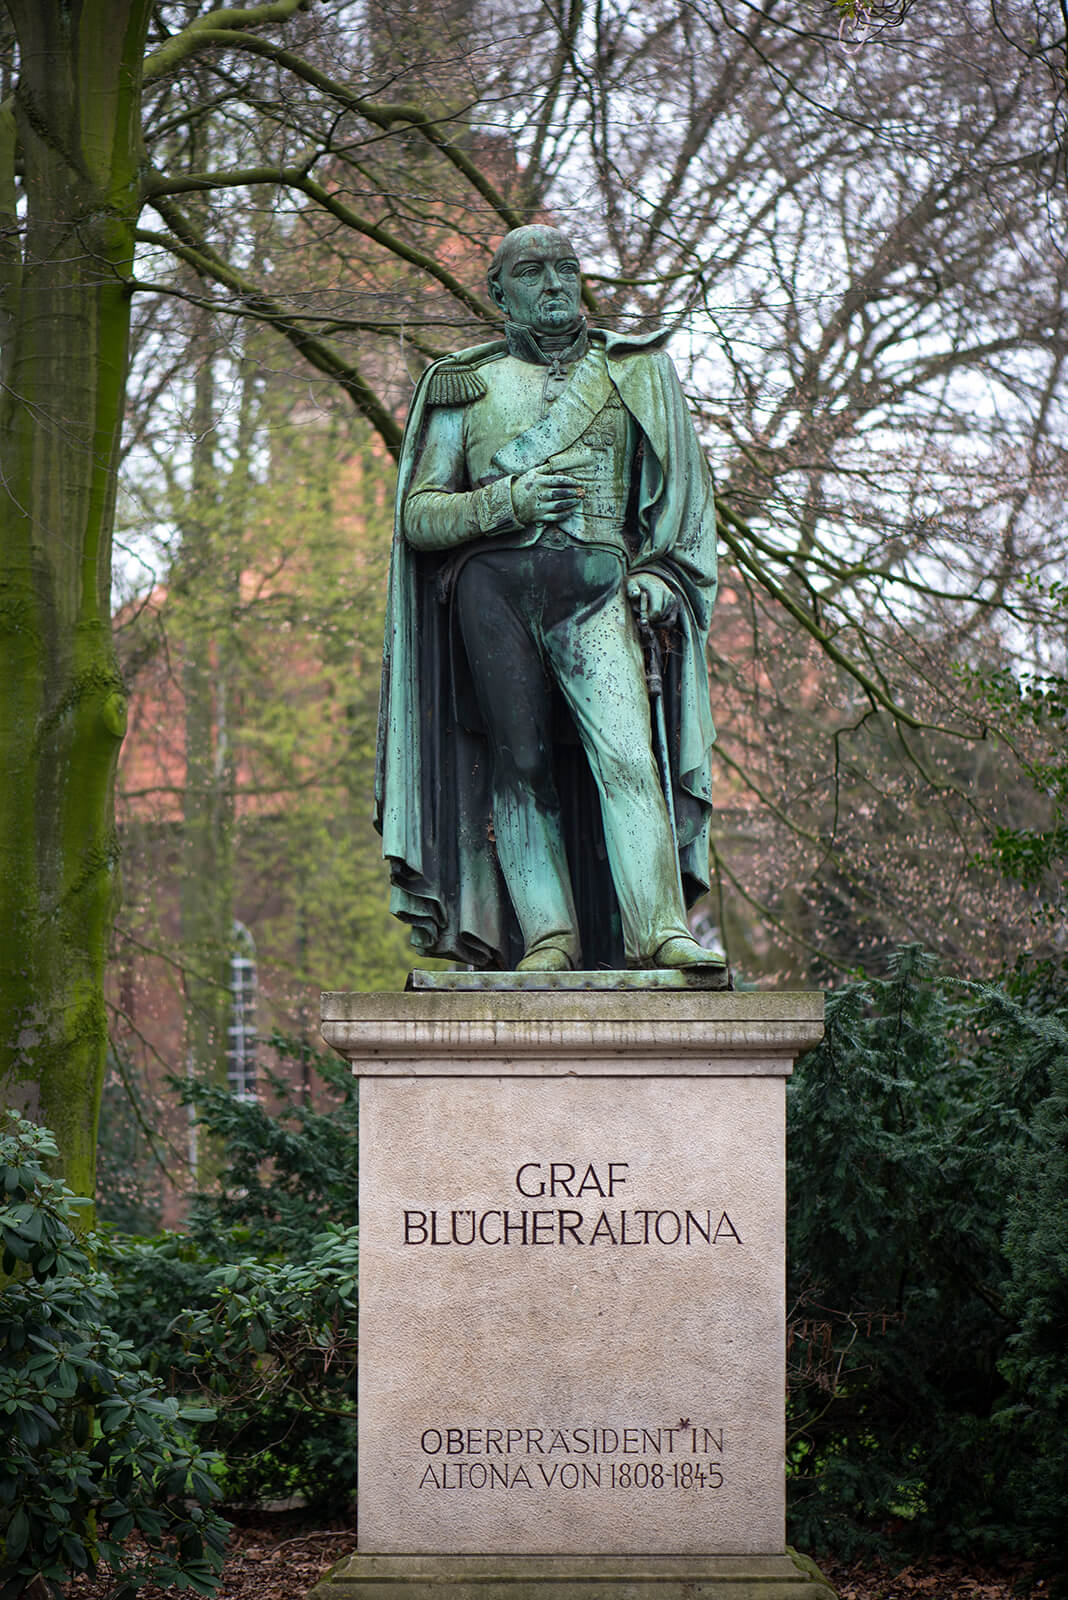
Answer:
xmin=5 ymin=1506 xmax=29 ymax=1558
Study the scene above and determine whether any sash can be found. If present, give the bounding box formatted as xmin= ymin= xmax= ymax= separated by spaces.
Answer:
xmin=491 ymin=348 xmax=616 ymax=476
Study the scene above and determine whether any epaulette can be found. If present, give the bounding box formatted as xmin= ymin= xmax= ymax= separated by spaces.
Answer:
xmin=424 ymin=359 xmax=488 ymax=407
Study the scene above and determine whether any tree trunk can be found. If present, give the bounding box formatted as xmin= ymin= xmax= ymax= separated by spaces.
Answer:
xmin=178 ymin=338 xmax=238 ymax=1123
xmin=0 ymin=0 xmax=152 ymax=1198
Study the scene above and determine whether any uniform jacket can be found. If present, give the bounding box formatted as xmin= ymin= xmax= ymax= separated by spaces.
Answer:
xmin=374 ymin=326 xmax=718 ymax=969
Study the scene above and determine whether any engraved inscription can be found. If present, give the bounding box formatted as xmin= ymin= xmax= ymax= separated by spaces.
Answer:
xmin=417 ymin=1423 xmax=727 ymax=1494
xmin=402 ymin=1155 xmax=743 ymax=1248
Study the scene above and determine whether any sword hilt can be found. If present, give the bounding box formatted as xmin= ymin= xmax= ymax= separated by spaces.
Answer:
xmin=636 ymin=593 xmax=664 ymax=698
xmin=634 ymin=594 xmax=683 ymax=902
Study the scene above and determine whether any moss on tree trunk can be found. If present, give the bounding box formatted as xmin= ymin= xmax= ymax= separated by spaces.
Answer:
xmin=0 ymin=0 xmax=153 ymax=1199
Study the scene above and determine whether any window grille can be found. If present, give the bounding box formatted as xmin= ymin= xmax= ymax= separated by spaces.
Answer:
xmin=227 ymin=921 xmax=258 ymax=1100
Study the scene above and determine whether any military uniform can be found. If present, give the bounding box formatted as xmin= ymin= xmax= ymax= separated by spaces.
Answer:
xmin=402 ymin=327 xmax=693 ymax=967
xmin=376 ymin=320 xmax=718 ymax=971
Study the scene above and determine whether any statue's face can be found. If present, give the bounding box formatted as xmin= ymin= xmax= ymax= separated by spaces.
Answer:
xmin=491 ymin=232 xmax=582 ymax=333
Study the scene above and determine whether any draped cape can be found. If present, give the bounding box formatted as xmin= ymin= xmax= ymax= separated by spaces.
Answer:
xmin=374 ymin=327 xmax=718 ymax=969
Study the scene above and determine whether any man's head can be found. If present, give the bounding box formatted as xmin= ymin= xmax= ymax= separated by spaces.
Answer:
xmin=487 ymin=225 xmax=582 ymax=334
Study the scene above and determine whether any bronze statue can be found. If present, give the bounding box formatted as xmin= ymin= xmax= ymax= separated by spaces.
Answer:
xmin=375 ymin=226 xmax=723 ymax=974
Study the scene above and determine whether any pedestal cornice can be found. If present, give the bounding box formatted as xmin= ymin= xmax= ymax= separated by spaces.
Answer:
xmin=321 ymin=989 xmax=823 ymax=1075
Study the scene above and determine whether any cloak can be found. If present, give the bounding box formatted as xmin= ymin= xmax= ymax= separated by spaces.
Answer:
xmin=373 ymin=327 xmax=718 ymax=969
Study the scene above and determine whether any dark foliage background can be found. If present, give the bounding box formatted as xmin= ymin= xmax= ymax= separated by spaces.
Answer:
xmin=103 ymin=1038 xmax=358 ymax=1518
xmin=0 ymin=1116 xmax=228 ymax=1596
xmin=786 ymin=947 xmax=1068 ymax=1586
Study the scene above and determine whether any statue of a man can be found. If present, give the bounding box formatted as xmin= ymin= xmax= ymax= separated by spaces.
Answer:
xmin=375 ymin=225 xmax=724 ymax=974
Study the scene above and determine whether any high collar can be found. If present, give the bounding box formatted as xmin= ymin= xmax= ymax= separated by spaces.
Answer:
xmin=505 ymin=318 xmax=589 ymax=368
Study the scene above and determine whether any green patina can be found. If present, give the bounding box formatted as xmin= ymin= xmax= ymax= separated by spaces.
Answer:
xmin=376 ymin=226 xmax=728 ymax=978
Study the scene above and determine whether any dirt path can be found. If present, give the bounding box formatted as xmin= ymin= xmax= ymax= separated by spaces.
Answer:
xmin=819 ymin=1553 xmax=1044 ymax=1599
xmin=67 ymin=1520 xmax=1043 ymax=1599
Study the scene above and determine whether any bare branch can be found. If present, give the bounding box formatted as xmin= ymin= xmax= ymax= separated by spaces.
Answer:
xmin=144 ymin=163 xmax=497 ymax=324
xmin=716 ymin=499 xmax=977 ymax=737
xmin=142 ymin=0 xmax=311 ymax=79
xmin=141 ymin=203 xmax=403 ymax=455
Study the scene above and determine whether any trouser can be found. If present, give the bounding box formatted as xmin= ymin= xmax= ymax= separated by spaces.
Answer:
xmin=455 ymin=537 xmax=690 ymax=966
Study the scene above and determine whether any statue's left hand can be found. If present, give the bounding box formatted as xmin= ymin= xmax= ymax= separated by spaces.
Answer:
xmin=626 ymin=574 xmax=678 ymax=625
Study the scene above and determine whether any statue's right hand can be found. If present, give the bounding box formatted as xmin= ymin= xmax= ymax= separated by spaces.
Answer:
xmin=511 ymin=466 xmax=585 ymax=526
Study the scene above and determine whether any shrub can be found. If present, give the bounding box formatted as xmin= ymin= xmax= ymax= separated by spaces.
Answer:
xmin=107 ymin=1225 xmax=357 ymax=1514
xmin=104 ymin=1037 xmax=357 ymax=1513
xmin=989 ymin=970 xmax=1068 ymax=1587
xmin=786 ymin=946 xmax=1067 ymax=1583
xmin=182 ymin=1032 xmax=356 ymax=1257
xmin=0 ymin=1112 xmax=229 ymax=1597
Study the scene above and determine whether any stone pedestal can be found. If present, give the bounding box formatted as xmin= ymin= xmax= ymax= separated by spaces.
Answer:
xmin=315 ymin=988 xmax=833 ymax=1599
